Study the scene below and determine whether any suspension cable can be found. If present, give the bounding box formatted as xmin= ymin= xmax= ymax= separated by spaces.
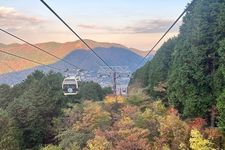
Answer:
xmin=40 ymin=0 xmax=114 ymax=72
xmin=136 ymin=0 xmax=197 ymax=69
xmin=0 ymin=28 xmax=80 ymax=70
xmin=0 ymin=49 xmax=63 ymax=71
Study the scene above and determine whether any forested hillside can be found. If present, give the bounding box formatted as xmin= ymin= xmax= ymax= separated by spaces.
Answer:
xmin=0 ymin=71 xmax=112 ymax=150
xmin=1 ymin=74 xmax=224 ymax=149
xmin=1 ymin=0 xmax=225 ymax=149
xmin=131 ymin=0 xmax=225 ymax=134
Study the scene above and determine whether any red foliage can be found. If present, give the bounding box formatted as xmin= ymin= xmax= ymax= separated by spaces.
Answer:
xmin=167 ymin=107 xmax=179 ymax=116
xmin=114 ymin=128 xmax=152 ymax=150
xmin=153 ymin=137 xmax=168 ymax=150
xmin=203 ymin=128 xmax=223 ymax=149
xmin=189 ymin=118 xmax=207 ymax=130
xmin=115 ymin=136 xmax=152 ymax=150
xmin=121 ymin=105 xmax=138 ymax=118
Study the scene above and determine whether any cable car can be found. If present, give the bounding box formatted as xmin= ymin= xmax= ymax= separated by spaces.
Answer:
xmin=62 ymin=76 xmax=79 ymax=96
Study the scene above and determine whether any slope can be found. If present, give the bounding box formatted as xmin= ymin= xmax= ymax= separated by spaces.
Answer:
xmin=130 ymin=0 xmax=225 ymax=131
xmin=0 ymin=47 xmax=145 ymax=85
xmin=0 ymin=40 xmax=146 ymax=74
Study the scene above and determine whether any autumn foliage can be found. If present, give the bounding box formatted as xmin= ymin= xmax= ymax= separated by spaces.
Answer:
xmin=42 ymin=92 xmax=224 ymax=150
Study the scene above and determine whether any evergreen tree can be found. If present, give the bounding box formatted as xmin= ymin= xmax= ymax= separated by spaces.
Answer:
xmin=78 ymin=81 xmax=105 ymax=101
xmin=131 ymin=37 xmax=177 ymax=99
xmin=7 ymin=71 xmax=65 ymax=149
xmin=168 ymin=0 xmax=225 ymax=117
xmin=216 ymin=40 xmax=225 ymax=133
xmin=130 ymin=63 xmax=149 ymax=87
xmin=0 ymin=109 xmax=23 ymax=150
xmin=0 ymin=84 xmax=12 ymax=109
xmin=131 ymin=0 xmax=225 ymax=122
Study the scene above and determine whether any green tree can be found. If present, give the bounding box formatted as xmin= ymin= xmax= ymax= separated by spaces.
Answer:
xmin=215 ymin=40 xmax=225 ymax=133
xmin=130 ymin=1 xmax=225 ymax=131
xmin=102 ymin=87 xmax=113 ymax=97
xmin=7 ymin=71 xmax=65 ymax=149
xmin=0 ymin=109 xmax=23 ymax=150
xmin=168 ymin=0 xmax=225 ymax=117
xmin=78 ymin=81 xmax=104 ymax=101
xmin=130 ymin=37 xmax=177 ymax=100
xmin=130 ymin=63 xmax=149 ymax=87
xmin=41 ymin=145 xmax=61 ymax=150
xmin=0 ymin=84 xmax=12 ymax=109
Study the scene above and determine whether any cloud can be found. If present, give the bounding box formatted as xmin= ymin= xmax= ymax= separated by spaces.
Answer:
xmin=0 ymin=7 xmax=44 ymax=31
xmin=78 ymin=24 xmax=115 ymax=32
xmin=126 ymin=19 xmax=181 ymax=33
xmin=78 ymin=19 xmax=181 ymax=34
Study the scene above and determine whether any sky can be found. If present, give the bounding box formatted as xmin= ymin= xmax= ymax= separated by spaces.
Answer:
xmin=0 ymin=0 xmax=191 ymax=50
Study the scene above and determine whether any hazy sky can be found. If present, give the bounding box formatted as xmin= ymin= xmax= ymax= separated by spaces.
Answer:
xmin=0 ymin=0 xmax=191 ymax=50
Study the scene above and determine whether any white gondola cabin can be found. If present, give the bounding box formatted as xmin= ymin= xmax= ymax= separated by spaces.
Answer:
xmin=62 ymin=76 xmax=78 ymax=96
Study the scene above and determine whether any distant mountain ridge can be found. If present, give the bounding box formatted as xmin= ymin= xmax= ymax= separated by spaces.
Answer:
xmin=0 ymin=47 xmax=152 ymax=85
xmin=0 ymin=40 xmax=148 ymax=74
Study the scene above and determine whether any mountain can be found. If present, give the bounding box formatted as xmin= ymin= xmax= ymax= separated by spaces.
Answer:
xmin=0 ymin=40 xmax=147 ymax=74
xmin=0 ymin=47 xmax=151 ymax=85
xmin=130 ymin=48 xmax=149 ymax=57
xmin=0 ymin=43 xmax=6 ymax=48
